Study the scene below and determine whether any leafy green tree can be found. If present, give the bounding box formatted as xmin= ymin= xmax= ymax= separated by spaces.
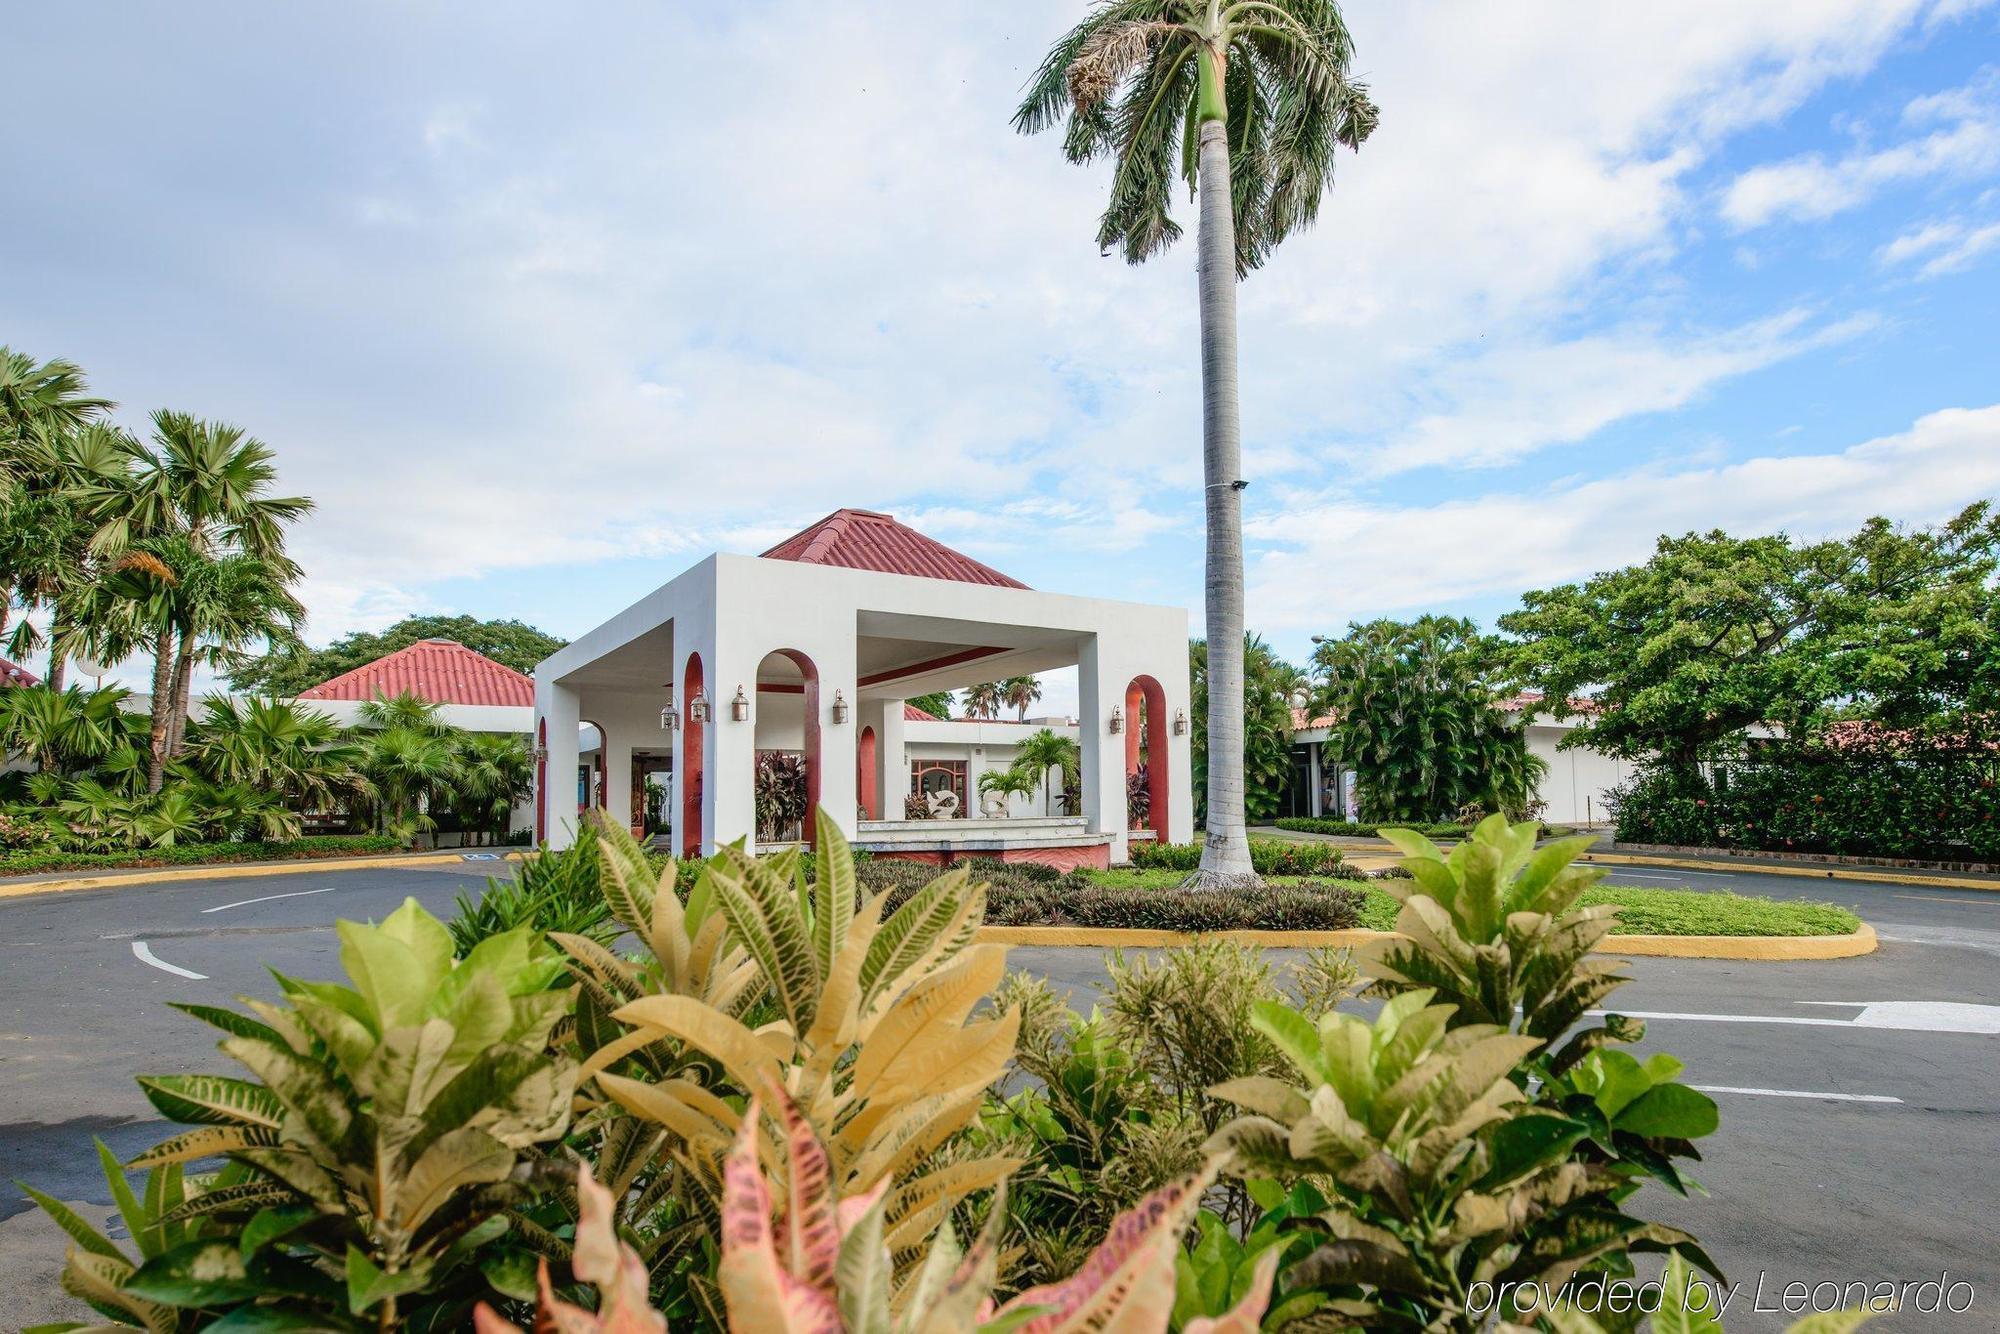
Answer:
xmin=1018 ymin=1 xmax=1377 ymax=887
xmin=1500 ymin=504 xmax=2000 ymax=774
xmin=904 ymin=689 xmax=955 ymax=720
xmin=1189 ymin=634 xmax=1297 ymax=825
xmin=1312 ymin=616 xmax=1540 ymax=823
xmin=231 ymin=613 xmax=567 ymax=695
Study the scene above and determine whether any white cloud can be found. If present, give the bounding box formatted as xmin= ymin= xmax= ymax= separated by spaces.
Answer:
xmin=1246 ymin=403 xmax=2000 ymax=630
xmin=1361 ymin=310 xmax=1875 ymax=474
xmin=4 ymin=0 xmax=1994 ymax=646
xmin=1722 ymin=72 xmax=2000 ymax=227
xmin=1879 ymin=216 xmax=2000 ymax=274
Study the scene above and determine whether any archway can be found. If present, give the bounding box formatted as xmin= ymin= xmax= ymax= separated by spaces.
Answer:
xmin=1125 ymin=675 xmax=1171 ymax=844
xmin=857 ymin=725 xmax=879 ymax=820
xmin=681 ymin=653 xmax=705 ymax=857
xmin=754 ymin=648 xmax=820 ymax=847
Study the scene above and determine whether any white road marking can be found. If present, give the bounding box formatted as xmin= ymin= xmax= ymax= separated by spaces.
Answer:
xmin=1894 ymin=894 xmax=2000 ymax=907
xmin=1603 ymin=872 xmax=1689 ymax=882
xmin=1693 ymin=1085 xmax=1902 ymax=1104
xmin=131 ymin=941 xmax=207 ymax=980
xmin=1592 ymin=1001 xmax=2000 ymax=1035
xmin=200 ymin=886 xmax=335 ymax=914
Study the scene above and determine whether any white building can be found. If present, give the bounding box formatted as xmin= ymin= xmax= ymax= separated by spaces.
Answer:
xmin=532 ymin=509 xmax=1193 ymax=869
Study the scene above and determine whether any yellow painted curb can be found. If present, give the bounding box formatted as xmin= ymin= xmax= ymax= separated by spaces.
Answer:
xmin=976 ymin=920 xmax=1878 ymax=961
xmin=1580 ymin=852 xmax=2000 ymax=893
xmin=0 ymin=851 xmax=523 ymax=900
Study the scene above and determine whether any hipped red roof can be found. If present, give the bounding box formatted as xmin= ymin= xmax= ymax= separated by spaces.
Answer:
xmin=762 ymin=509 xmax=1028 ymax=589
xmin=298 ymin=639 xmax=534 ymax=708
xmin=904 ymin=703 xmax=943 ymax=721
xmin=0 ymin=656 xmax=39 ymax=688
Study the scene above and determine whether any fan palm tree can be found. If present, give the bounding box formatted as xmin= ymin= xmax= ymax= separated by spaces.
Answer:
xmin=451 ymin=731 xmax=533 ymax=843
xmin=1000 ymin=673 xmax=1043 ymax=720
xmin=0 ymin=683 xmax=129 ymax=774
xmin=80 ymin=412 xmax=311 ymax=788
xmin=962 ymin=680 xmax=1005 ymax=720
xmin=1016 ymin=1 xmax=1376 ymax=886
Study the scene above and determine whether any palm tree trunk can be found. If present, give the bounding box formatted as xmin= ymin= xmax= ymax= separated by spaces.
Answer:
xmin=45 ymin=622 xmax=67 ymax=693
xmin=146 ymin=625 xmax=173 ymax=791
xmin=1189 ymin=105 xmax=1259 ymax=890
xmin=167 ymin=630 xmax=196 ymax=755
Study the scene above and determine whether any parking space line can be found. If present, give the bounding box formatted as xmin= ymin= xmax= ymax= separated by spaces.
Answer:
xmin=132 ymin=941 xmax=207 ymax=980
xmin=1693 ymin=1085 xmax=1902 ymax=1104
xmin=201 ymin=886 xmax=336 ymax=914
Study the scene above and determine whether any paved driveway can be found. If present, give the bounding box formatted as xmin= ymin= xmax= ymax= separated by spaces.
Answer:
xmin=3 ymin=859 xmax=1996 ymax=1330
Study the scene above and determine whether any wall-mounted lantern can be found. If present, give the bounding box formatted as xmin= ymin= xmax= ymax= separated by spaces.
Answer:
xmin=831 ymin=689 xmax=849 ymax=725
xmin=1173 ymin=708 xmax=1188 ymax=735
xmin=731 ymin=685 xmax=750 ymax=722
xmin=1108 ymin=705 xmax=1124 ymax=734
xmin=659 ymin=685 xmax=678 ymax=732
xmin=688 ymin=691 xmax=712 ymax=725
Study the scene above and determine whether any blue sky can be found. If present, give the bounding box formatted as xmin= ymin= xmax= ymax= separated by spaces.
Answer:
xmin=5 ymin=2 xmax=1999 ymax=712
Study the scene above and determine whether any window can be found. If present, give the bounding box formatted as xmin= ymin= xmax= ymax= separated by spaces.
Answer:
xmin=911 ymin=760 xmax=967 ymax=817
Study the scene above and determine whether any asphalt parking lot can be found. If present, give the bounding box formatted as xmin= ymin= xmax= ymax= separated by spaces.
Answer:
xmin=3 ymin=857 xmax=1995 ymax=1330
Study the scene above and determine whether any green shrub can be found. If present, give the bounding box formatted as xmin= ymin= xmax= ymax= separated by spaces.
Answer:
xmin=863 ymin=860 xmax=1364 ymax=932
xmin=448 ymin=824 xmax=615 ymax=956
xmin=1128 ymin=837 xmax=1353 ymax=877
xmin=0 ymin=833 xmax=401 ymax=876
xmin=1272 ymin=816 xmax=1474 ymax=839
xmin=1612 ymin=731 xmax=2000 ymax=860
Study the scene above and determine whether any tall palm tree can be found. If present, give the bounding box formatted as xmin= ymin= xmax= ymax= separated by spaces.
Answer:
xmin=962 ymin=680 xmax=1005 ymax=720
xmin=83 ymin=411 xmax=312 ymax=787
xmin=1000 ymin=674 xmax=1043 ymax=721
xmin=1017 ymin=1 xmax=1376 ymax=886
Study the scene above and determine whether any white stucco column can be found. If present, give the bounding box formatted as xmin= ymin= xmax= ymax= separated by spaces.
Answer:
xmin=1077 ymin=636 xmax=1131 ymax=863
xmin=534 ymin=677 xmax=582 ymax=851
xmin=875 ymin=698 xmax=908 ymax=820
xmin=600 ymin=727 xmax=633 ymax=831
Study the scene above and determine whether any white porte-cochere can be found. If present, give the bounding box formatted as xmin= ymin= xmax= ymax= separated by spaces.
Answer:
xmin=531 ymin=509 xmax=1192 ymax=869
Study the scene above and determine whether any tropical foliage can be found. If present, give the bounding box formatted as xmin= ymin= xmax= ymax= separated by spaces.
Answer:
xmin=1310 ymin=616 xmax=1544 ymax=823
xmin=29 ymin=900 xmax=575 ymax=1329
xmin=0 ymin=686 xmax=529 ymax=852
xmin=26 ymin=808 xmax=1727 ymax=1332
xmin=1188 ymin=634 xmax=1300 ymax=825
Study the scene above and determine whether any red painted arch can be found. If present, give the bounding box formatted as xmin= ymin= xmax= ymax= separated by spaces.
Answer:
xmin=759 ymin=648 xmax=821 ymax=847
xmin=681 ymin=653 xmax=705 ymax=857
xmin=1125 ymin=675 xmax=1171 ymax=843
xmin=857 ymin=725 xmax=879 ymax=820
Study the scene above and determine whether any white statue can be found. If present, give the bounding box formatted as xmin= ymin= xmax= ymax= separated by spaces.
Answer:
xmin=925 ymin=788 xmax=959 ymax=819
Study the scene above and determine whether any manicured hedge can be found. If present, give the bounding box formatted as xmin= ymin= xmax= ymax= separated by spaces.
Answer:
xmin=1127 ymin=838 xmax=1355 ymax=877
xmin=1271 ymin=817 xmax=1473 ymax=840
xmin=1611 ymin=739 xmax=2000 ymax=862
xmin=0 ymin=835 xmax=404 ymax=877
xmin=860 ymin=857 xmax=1365 ymax=932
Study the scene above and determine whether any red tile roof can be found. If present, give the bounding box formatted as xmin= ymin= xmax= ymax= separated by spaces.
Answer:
xmin=297 ymin=639 xmax=534 ymax=708
xmin=904 ymin=703 xmax=942 ymax=722
xmin=761 ymin=509 xmax=1028 ymax=589
xmin=0 ymin=656 xmax=39 ymax=688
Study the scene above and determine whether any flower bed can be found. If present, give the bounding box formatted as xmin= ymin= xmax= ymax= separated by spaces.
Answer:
xmin=0 ymin=834 xmax=404 ymax=877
